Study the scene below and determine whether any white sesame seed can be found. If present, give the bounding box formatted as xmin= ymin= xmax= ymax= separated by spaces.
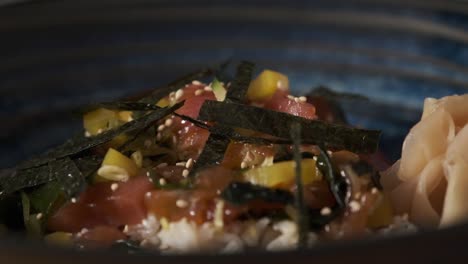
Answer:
xmin=240 ymin=161 xmax=247 ymax=169
xmin=145 ymin=192 xmax=152 ymax=198
xmin=360 ymin=195 xmax=367 ymax=203
xmin=320 ymin=207 xmax=331 ymax=216
xmin=192 ymin=80 xmax=202 ymax=85
xmin=204 ymin=86 xmax=213 ymax=92
xmin=186 ymin=158 xmax=193 ymax=169
xmin=164 ymin=118 xmax=173 ymax=127
xmin=97 ymin=128 xmax=103 ymax=134
xmin=349 ymin=201 xmax=361 ymax=213
xmin=371 ymin=187 xmax=379 ymax=194
xmin=176 ymin=199 xmax=188 ymax=208
xmin=169 ymin=92 xmax=175 ymax=98
xmin=182 ymin=169 xmax=189 ymax=178
xmin=123 ymin=225 xmax=129 ymax=233
xmin=71 ymin=198 xmax=77 ymax=203
xmin=324 ymin=225 xmax=330 ymax=232
xmin=159 ymin=178 xmax=166 ymax=186
xmin=67 ymin=173 xmax=72 ymax=178
xmin=84 ymin=131 xmax=91 ymax=137
xmin=175 ymin=89 xmax=184 ymax=101
xmin=313 ymin=156 xmax=318 ymax=161
xmin=157 ymin=162 xmax=168 ymax=168
xmin=157 ymin=124 xmax=165 ymax=132
xmin=194 ymin=89 xmax=204 ymax=96
xmin=340 ymin=170 xmax=346 ymax=177
xmin=111 ymin=183 xmax=119 ymax=191
xmin=294 ymin=97 xmax=300 ymax=103
xmin=176 ymin=162 xmax=186 ymax=167
xmin=327 ymin=150 xmax=333 ymax=156
xmin=36 ymin=213 xmax=43 ymax=220
xmin=287 ymin=95 xmax=295 ymax=100
xmin=298 ymin=96 xmax=307 ymax=103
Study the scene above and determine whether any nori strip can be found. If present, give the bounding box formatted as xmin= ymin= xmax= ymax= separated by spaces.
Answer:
xmin=225 ymin=61 xmax=255 ymax=103
xmin=48 ymin=158 xmax=85 ymax=198
xmin=290 ymin=122 xmax=308 ymax=247
xmin=139 ymin=68 xmax=214 ymax=104
xmin=189 ymin=126 xmax=231 ymax=177
xmin=0 ymin=166 xmax=52 ymax=198
xmin=221 ymin=182 xmax=294 ymax=205
xmin=198 ymin=100 xmax=381 ymax=154
xmin=18 ymin=102 xmax=184 ymax=170
xmin=74 ymin=155 xmax=102 ymax=179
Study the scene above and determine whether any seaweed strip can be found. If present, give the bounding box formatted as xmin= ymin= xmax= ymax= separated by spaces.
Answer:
xmin=18 ymin=102 xmax=184 ymax=170
xmin=221 ymin=182 xmax=294 ymax=205
xmin=225 ymin=61 xmax=255 ymax=103
xmin=290 ymin=122 xmax=308 ymax=248
xmin=0 ymin=166 xmax=52 ymax=198
xmin=74 ymin=155 xmax=102 ymax=178
xmin=48 ymin=158 xmax=85 ymax=198
xmin=198 ymin=101 xmax=381 ymax=154
xmin=189 ymin=126 xmax=231 ymax=177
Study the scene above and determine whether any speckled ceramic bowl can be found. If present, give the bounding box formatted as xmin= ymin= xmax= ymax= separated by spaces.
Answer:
xmin=2 ymin=0 xmax=468 ymax=262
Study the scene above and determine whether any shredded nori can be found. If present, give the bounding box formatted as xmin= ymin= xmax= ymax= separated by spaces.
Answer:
xmin=17 ymin=102 xmax=184 ymax=170
xmin=290 ymin=122 xmax=308 ymax=247
xmin=0 ymin=103 xmax=183 ymax=198
xmin=221 ymin=182 xmax=294 ymax=205
xmin=189 ymin=126 xmax=231 ymax=177
xmin=48 ymin=158 xmax=85 ymax=198
xmin=198 ymin=100 xmax=381 ymax=154
xmin=225 ymin=61 xmax=255 ymax=103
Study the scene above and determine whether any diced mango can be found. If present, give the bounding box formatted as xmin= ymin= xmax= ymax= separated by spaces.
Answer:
xmin=44 ymin=232 xmax=73 ymax=247
xmin=367 ymin=193 xmax=394 ymax=228
xmin=247 ymin=69 xmax=289 ymax=101
xmin=83 ymin=108 xmax=120 ymax=136
xmin=241 ymin=159 xmax=322 ymax=189
xmin=156 ymin=98 xmax=170 ymax=108
xmin=99 ymin=148 xmax=139 ymax=181
xmin=118 ymin=111 xmax=133 ymax=122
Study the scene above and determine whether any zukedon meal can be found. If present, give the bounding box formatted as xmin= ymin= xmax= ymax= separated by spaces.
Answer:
xmin=0 ymin=61 xmax=464 ymax=253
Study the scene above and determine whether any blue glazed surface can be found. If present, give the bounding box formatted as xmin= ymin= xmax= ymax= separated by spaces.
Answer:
xmin=1 ymin=0 xmax=468 ymax=167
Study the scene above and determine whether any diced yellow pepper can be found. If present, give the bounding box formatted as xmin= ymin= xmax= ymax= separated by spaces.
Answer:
xmin=246 ymin=69 xmax=289 ymax=101
xmin=367 ymin=193 xmax=394 ymax=228
xmin=44 ymin=232 xmax=73 ymax=247
xmin=241 ymin=159 xmax=322 ymax=189
xmin=99 ymin=148 xmax=139 ymax=181
xmin=156 ymin=98 xmax=170 ymax=107
xmin=118 ymin=111 xmax=133 ymax=122
xmin=83 ymin=108 xmax=120 ymax=136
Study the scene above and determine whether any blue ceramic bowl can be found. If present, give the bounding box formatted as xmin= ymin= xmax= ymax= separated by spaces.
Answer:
xmin=1 ymin=0 xmax=468 ymax=262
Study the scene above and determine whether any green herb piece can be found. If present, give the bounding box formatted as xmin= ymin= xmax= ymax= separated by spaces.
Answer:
xmin=225 ymin=61 xmax=255 ymax=103
xmin=29 ymin=181 xmax=63 ymax=217
xmin=212 ymin=78 xmax=227 ymax=101
xmin=198 ymin=100 xmax=381 ymax=154
xmin=290 ymin=122 xmax=308 ymax=248
xmin=21 ymin=192 xmax=42 ymax=236
xmin=221 ymin=182 xmax=294 ymax=205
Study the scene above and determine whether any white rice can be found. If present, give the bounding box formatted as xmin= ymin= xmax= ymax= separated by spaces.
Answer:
xmin=124 ymin=214 xmax=415 ymax=254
